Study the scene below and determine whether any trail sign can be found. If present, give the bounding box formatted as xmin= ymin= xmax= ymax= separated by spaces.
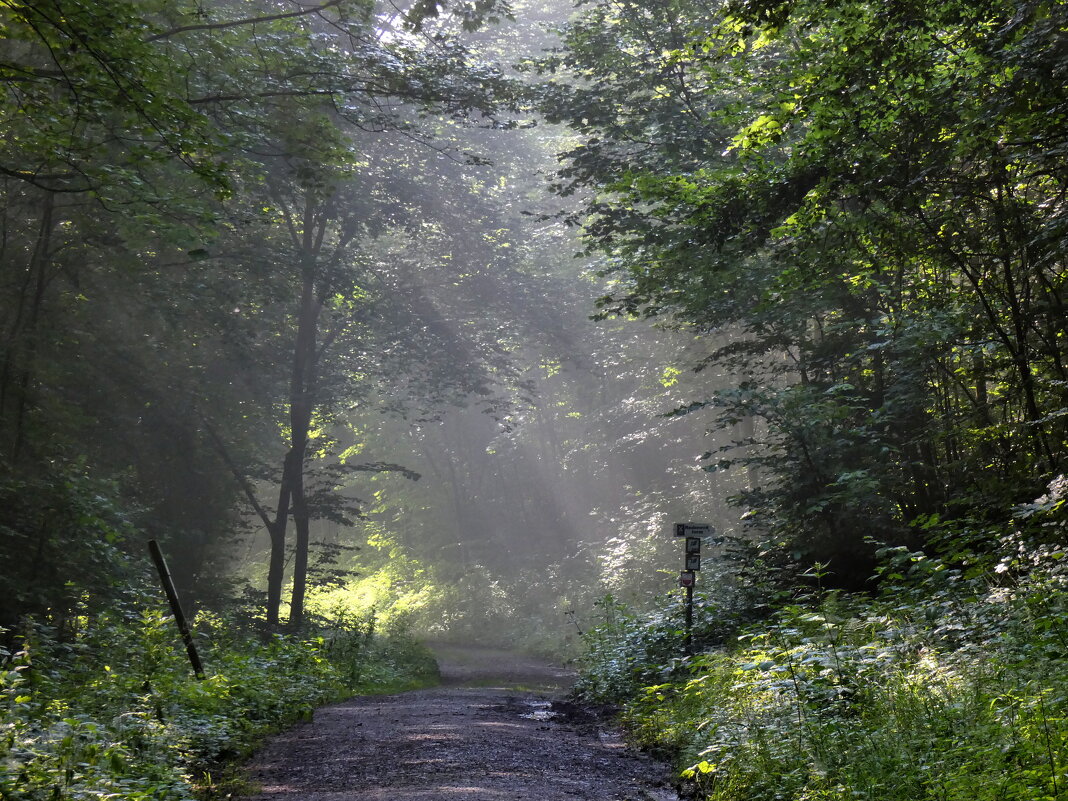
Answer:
xmin=674 ymin=521 xmax=711 ymax=657
xmin=674 ymin=522 xmax=714 ymax=537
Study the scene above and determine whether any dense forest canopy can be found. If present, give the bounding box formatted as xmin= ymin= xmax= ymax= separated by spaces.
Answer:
xmin=3 ymin=1 xmax=1068 ymax=799
xmin=1 ymin=0 xmax=1066 ymax=640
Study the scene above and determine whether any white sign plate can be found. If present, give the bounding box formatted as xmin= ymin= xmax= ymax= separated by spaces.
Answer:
xmin=674 ymin=522 xmax=714 ymax=537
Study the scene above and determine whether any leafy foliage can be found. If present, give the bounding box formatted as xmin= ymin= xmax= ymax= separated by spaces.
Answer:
xmin=0 ymin=0 xmax=527 ymax=626
xmin=572 ymin=549 xmax=781 ymax=704
xmin=577 ymin=527 xmax=1068 ymax=801
xmin=538 ymin=0 xmax=1068 ymax=585
xmin=0 ymin=462 xmax=136 ymax=630
xmin=0 ymin=596 xmax=437 ymax=800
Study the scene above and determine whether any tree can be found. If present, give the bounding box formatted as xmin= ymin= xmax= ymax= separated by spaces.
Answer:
xmin=0 ymin=0 xmax=517 ymax=623
xmin=537 ymin=0 xmax=1068 ymax=584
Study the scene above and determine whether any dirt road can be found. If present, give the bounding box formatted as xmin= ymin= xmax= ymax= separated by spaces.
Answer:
xmin=239 ymin=645 xmax=676 ymax=801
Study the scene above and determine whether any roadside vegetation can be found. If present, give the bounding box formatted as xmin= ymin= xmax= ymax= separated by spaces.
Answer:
xmin=548 ymin=0 xmax=1068 ymax=793
xmin=4 ymin=0 xmax=1068 ymax=798
xmin=0 ymin=541 xmax=437 ymax=801
xmin=574 ymin=495 xmax=1068 ymax=801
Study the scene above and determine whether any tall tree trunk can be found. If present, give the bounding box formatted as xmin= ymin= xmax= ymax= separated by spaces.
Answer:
xmin=1 ymin=191 xmax=55 ymax=461
xmin=289 ymin=459 xmax=311 ymax=629
xmin=266 ymin=453 xmax=294 ymax=628
xmin=286 ymin=198 xmax=324 ymax=631
xmin=199 ymin=417 xmax=292 ymax=629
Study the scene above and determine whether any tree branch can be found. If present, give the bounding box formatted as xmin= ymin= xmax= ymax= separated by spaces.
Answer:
xmin=200 ymin=417 xmax=276 ymax=532
xmin=0 ymin=165 xmax=88 ymax=193
xmin=188 ymin=89 xmax=337 ymax=105
xmin=145 ymin=0 xmax=346 ymax=42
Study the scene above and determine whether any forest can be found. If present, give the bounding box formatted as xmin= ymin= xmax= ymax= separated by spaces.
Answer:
xmin=1 ymin=0 xmax=1066 ymax=799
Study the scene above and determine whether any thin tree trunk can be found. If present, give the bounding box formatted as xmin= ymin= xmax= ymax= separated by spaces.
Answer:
xmin=2 ymin=191 xmax=55 ymax=460
xmin=289 ymin=457 xmax=311 ymax=629
xmin=286 ymin=196 xmax=324 ymax=631
xmin=266 ymin=458 xmax=293 ymax=628
xmin=199 ymin=417 xmax=290 ymax=629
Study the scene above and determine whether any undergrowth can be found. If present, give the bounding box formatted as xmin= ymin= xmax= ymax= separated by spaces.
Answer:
xmin=575 ymin=532 xmax=1068 ymax=801
xmin=0 ymin=599 xmax=438 ymax=801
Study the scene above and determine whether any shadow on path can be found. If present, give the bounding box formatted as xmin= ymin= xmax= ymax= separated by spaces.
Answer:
xmin=239 ymin=644 xmax=677 ymax=801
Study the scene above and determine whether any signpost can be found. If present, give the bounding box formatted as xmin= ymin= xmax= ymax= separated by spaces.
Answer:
xmin=674 ymin=522 xmax=714 ymax=657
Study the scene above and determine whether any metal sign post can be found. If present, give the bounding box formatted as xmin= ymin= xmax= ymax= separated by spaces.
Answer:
xmin=674 ymin=523 xmax=714 ymax=658
xmin=679 ymin=570 xmax=695 ymax=656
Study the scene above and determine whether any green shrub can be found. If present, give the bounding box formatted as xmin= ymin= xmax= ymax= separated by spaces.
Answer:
xmin=572 ymin=584 xmax=769 ymax=705
xmin=0 ymin=463 xmax=139 ymax=632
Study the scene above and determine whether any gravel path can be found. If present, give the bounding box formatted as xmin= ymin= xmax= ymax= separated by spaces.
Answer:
xmin=239 ymin=645 xmax=677 ymax=801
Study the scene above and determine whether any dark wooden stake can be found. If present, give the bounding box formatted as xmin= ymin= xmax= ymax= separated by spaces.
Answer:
xmin=148 ymin=540 xmax=206 ymax=679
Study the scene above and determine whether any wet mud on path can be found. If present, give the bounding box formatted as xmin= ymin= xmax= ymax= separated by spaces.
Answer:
xmin=239 ymin=645 xmax=677 ymax=801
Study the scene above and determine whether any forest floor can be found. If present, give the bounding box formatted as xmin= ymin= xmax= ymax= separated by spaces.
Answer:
xmin=237 ymin=644 xmax=677 ymax=801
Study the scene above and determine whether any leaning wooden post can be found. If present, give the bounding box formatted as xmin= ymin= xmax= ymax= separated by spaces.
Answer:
xmin=148 ymin=540 xmax=206 ymax=680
